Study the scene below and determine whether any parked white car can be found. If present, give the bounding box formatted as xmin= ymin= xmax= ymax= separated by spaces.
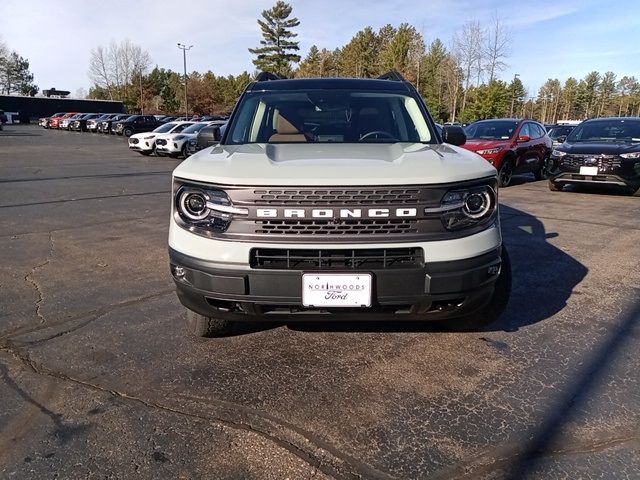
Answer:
xmin=128 ymin=121 xmax=194 ymax=156
xmin=155 ymin=122 xmax=211 ymax=158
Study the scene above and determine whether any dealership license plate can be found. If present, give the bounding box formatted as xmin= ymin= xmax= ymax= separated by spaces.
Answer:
xmin=302 ymin=273 xmax=372 ymax=307
xmin=579 ymin=166 xmax=599 ymax=175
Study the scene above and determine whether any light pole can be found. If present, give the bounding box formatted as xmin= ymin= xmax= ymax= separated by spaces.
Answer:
xmin=177 ymin=43 xmax=193 ymax=118
xmin=509 ymin=73 xmax=520 ymax=117
xmin=139 ymin=66 xmax=144 ymax=114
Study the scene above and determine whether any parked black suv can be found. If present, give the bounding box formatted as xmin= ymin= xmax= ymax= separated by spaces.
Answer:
xmin=548 ymin=117 xmax=640 ymax=195
xmin=113 ymin=115 xmax=160 ymax=137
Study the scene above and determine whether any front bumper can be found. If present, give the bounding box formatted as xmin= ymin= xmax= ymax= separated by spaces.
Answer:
xmin=128 ymin=139 xmax=154 ymax=152
xmin=169 ymin=217 xmax=503 ymax=321
xmin=169 ymin=246 xmax=502 ymax=321
xmin=156 ymin=141 xmax=184 ymax=155
xmin=550 ymin=156 xmax=640 ymax=189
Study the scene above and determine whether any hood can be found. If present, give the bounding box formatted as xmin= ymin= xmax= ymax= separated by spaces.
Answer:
xmin=461 ymin=138 xmax=511 ymax=152
xmin=556 ymin=141 xmax=640 ymax=155
xmin=173 ymin=143 xmax=496 ymax=186
xmin=158 ymin=132 xmax=198 ymax=141
xmin=130 ymin=132 xmax=156 ymax=140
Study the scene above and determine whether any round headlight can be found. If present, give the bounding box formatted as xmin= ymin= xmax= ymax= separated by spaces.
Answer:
xmin=179 ymin=190 xmax=209 ymax=220
xmin=463 ymin=191 xmax=491 ymax=219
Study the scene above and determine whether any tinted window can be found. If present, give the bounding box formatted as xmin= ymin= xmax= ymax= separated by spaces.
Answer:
xmin=182 ymin=123 xmax=208 ymax=134
xmin=567 ymin=119 xmax=640 ymax=143
xmin=225 ymin=89 xmax=433 ymax=144
xmin=465 ymin=121 xmax=518 ymax=140
xmin=547 ymin=126 xmax=574 ymax=139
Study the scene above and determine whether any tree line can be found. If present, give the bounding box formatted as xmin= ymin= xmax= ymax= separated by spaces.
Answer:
xmin=83 ymin=2 xmax=640 ymax=122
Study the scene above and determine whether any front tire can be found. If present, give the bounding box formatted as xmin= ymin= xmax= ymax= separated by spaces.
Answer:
xmin=534 ymin=156 xmax=551 ymax=180
xmin=447 ymin=245 xmax=512 ymax=331
xmin=186 ymin=309 xmax=231 ymax=337
xmin=123 ymin=127 xmax=133 ymax=137
xmin=498 ymin=158 xmax=514 ymax=187
xmin=548 ymin=180 xmax=563 ymax=192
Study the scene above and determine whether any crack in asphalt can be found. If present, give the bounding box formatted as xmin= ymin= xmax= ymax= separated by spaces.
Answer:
xmin=0 ymin=171 xmax=171 ymax=184
xmin=0 ymin=190 xmax=171 ymax=209
xmin=0 ymin=214 xmax=167 ymax=240
xmin=0 ymin=344 xmax=395 ymax=480
xmin=22 ymin=231 xmax=55 ymax=324
xmin=1 ymin=289 xmax=175 ymax=342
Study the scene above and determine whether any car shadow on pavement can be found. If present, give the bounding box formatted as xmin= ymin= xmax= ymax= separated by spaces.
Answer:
xmin=285 ymin=203 xmax=588 ymax=335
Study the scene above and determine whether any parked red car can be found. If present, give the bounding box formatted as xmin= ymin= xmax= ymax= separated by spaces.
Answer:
xmin=49 ymin=112 xmax=78 ymax=129
xmin=462 ymin=119 xmax=552 ymax=187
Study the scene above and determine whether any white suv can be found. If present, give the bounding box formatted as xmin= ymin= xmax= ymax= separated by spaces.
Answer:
xmin=128 ymin=121 xmax=194 ymax=156
xmin=169 ymin=72 xmax=511 ymax=337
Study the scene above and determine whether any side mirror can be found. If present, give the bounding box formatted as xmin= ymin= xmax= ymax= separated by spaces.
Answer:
xmin=442 ymin=126 xmax=466 ymax=146
xmin=197 ymin=126 xmax=220 ymax=149
xmin=517 ymin=135 xmax=531 ymax=143
xmin=556 ymin=135 xmax=567 ymax=143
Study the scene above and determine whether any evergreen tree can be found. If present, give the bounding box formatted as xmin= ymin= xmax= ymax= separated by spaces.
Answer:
xmin=248 ymin=1 xmax=301 ymax=76
xmin=0 ymin=51 xmax=37 ymax=95
xmin=296 ymin=45 xmax=321 ymax=78
xmin=340 ymin=27 xmax=380 ymax=77
xmin=507 ymin=76 xmax=526 ymax=117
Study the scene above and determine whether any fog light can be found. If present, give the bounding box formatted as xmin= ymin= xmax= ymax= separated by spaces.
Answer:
xmin=172 ymin=265 xmax=187 ymax=281
xmin=487 ymin=265 xmax=500 ymax=276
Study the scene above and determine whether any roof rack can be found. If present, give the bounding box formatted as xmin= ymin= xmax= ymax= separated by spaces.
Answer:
xmin=377 ymin=70 xmax=407 ymax=82
xmin=255 ymin=72 xmax=285 ymax=82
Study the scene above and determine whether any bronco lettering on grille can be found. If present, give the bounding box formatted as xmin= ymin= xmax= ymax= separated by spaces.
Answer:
xmin=256 ymin=208 xmax=418 ymax=219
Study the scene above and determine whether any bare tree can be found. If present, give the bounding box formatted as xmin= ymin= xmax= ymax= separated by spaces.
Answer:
xmin=484 ymin=12 xmax=511 ymax=83
xmin=88 ymin=39 xmax=151 ymax=100
xmin=452 ymin=20 xmax=484 ymax=114
xmin=89 ymin=45 xmax=113 ymax=98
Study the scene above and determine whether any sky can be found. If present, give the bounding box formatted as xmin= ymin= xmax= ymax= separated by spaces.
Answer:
xmin=1 ymin=0 xmax=639 ymax=98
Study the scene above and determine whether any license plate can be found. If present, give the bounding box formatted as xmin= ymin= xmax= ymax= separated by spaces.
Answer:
xmin=580 ymin=166 xmax=598 ymax=175
xmin=302 ymin=273 xmax=372 ymax=307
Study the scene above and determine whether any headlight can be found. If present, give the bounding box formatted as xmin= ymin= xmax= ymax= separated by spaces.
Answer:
xmin=551 ymin=149 xmax=567 ymax=157
xmin=143 ymin=135 xmax=155 ymax=140
xmin=425 ymin=184 xmax=497 ymax=231
xmin=174 ymin=135 xmax=186 ymax=141
xmin=174 ymin=183 xmax=248 ymax=235
xmin=477 ymin=147 xmax=502 ymax=155
xmin=620 ymin=152 xmax=640 ymax=159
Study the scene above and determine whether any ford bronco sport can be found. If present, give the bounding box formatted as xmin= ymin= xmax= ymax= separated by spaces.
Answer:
xmin=169 ymin=71 xmax=511 ymax=337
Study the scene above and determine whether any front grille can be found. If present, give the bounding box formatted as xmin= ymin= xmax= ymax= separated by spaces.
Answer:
xmin=156 ymin=139 xmax=167 ymax=146
xmin=254 ymin=219 xmax=417 ymax=235
xmin=250 ymin=247 xmax=424 ymax=270
xmin=252 ymin=188 xmax=422 ymax=205
xmin=563 ymin=154 xmax=621 ymax=172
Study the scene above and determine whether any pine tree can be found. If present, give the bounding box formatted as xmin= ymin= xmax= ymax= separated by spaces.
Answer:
xmin=248 ymin=1 xmax=301 ymax=76
xmin=0 ymin=51 xmax=37 ymax=95
xmin=296 ymin=45 xmax=321 ymax=78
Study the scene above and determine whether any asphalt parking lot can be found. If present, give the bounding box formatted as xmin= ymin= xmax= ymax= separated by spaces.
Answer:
xmin=1 ymin=125 xmax=639 ymax=479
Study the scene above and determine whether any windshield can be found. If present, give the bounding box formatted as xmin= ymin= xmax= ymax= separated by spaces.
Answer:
xmin=566 ymin=119 xmax=640 ymax=143
xmin=154 ymin=122 xmax=178 ymax=133
xmin=182 ymin=123 xmax=207 ymax=134
xmin=225 ymin=89 xmax=433 ymax=144
xmin=465 ymin=121 xmax=518 ymax=140
xmin=547 ymin=126 xmax=574 ymax=139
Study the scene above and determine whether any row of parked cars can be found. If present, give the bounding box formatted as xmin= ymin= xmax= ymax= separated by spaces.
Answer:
xmin=127 ymin=120 xmax=226 ymax=158
xmin=39 ymin=112 xmax=226 ymax=134
xmin=458 ymin=117 xmax=640 ymax=195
